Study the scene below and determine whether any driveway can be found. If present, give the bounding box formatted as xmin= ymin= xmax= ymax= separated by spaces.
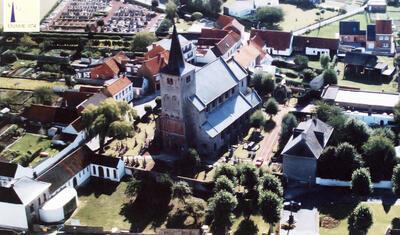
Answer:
xmin=280 ymin=208 xmax=320 ymax=235
xmin=255 ymin=104 xmax=291 ymax=166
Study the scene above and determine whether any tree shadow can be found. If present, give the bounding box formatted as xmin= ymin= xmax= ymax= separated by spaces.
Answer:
xmin=318 ymin=201 xmax=360 ymax=220
xmin=234 ymin=219 xmax=259 ymax=235
xmin=264 ymin=120 xmax=276 ymax=132
xmin=77 ymin=177 xmax=119 ymax=198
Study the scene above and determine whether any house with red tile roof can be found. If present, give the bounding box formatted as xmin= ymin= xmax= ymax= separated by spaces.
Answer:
xmin=215 ymin=15 xmax=245 ymax=39
xmin=138 ymin=45 xmax=169 ymax=91
xmin=147 ymin=35 xmax=196 ymax=62
xmin=196 ymin=28 xmax=242 ymax=64
xmin=250 ymin=29 xmax=293 ymax=56
xmin=103 ymin=76 xmax=134 ymax=103
xmin=234 ymin=35 xmax=272 ymax=69
xmin=293 ymin=35 xmax=339 ymax=58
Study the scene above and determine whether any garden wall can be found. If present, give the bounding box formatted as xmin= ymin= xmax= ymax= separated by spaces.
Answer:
xmin=316 ymin=177 xmax=392 ymax=189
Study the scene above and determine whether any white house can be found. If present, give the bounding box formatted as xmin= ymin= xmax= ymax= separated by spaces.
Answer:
xmin=0 ymin=162 xmax=33 ymax=187
xmin=103 ymin=76 xmax=134 ymax=103
xmin=250 ymin=29 xmax=293 ymax=56
xmin=147 ymin=35 xmax=197 ymax=63
xmin=0 ymin=177 xmax=50 ymax=230
xmin=224 ymin=0 xmax=279 ymax=18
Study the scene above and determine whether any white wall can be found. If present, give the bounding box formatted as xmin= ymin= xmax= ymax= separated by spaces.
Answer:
xmin=305 ymin=47 xmax=330 ymax=57
xmin=316 ymin=177 xmax=392 ymax=189
xmin=268 ymin=47 xmax=293 ymax=56
xmin=113 ymin=84 xmax=133 ymax=103
xmin=90 ymin=164 xmax=122 ymax=181
xmin=0 ymin=203 xmax=29 ymax=230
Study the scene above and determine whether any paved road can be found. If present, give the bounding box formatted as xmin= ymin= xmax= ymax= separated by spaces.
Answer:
xmin=255 ymin=104 xmax=291 ymax=166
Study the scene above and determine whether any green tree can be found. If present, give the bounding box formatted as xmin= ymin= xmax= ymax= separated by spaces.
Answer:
xmin=131 ymin=32 xmax=156 ymax=52
xmin=351 ymin=168 xmax=373 ymax=197
xmin=250 ymin=110 xmax=266 ymax=129
xmin=394 ymin=101 xmax=400 ymax=125
xmin=172 ymin=181 xmax=192 ymax=203
xmin=294 ymin=55 xmax=309 ymax=70
xmin=239 ymin=164 xmax=259 ymax=193
xmin=109 ymin=120 xmax=134 ymax=146
xmin=250 ymin=72 xmax=275 ymax=96
xmin=317 ymin=146 xmax=337 ymax=178
xmin=335 ymin=142 xmax=363 ymax=180
xmin=165 ymin=1 xmax=177 ymax=19
xmin=185 ymin=198 xmax=206 ymax=225
xmin=208 ymin=191 xmax=238 ymax=234
xmin=264 ymin=98 xmax=279 ymax=119
xmin=302 ymin=68 xmax=316 ymax=81
xmin=214 ymin=175 xmax=235 ymax=193
xmin=259 ymin=173 xmax=283 ymax=197
xmin=32 ymin=87 xmax=56 ymax=105
xmin=320 ymin=54 xmax=330 ymax=69
xmin=208 ymin=0 xmax=222 ymax=14
xmin=323 ymin=68 xmax=338 ymax=85
xmin=214 ymin=164 xmax=238 ymax=181
xmin=362 ymin=136 xmax=397 ymax=182
xmin=372 ymin=128 xmax=396 ymax=143
xmin=392 ymin=164 xmax=400 ymax=197
xmin=258 ymin=191 xmax=283 ymax=234
xmin=156 ymin=19 xmax=173 ymax=34
xmin=279 ymin=113 xmax=297 ymax=149
xmin=125 ymin=177 xmax=142 ymax=198
xmin=256 ymin=7 xmax=284 ymax=25
xmin=181 ymin=148 xmax=201 ymax=173
xmin=343 ymin=118 xmax=370 ymax=150
xmin=82 ymin=98 xmax=137 ymax=152
xmin=348 ymin=205 xmax=373 ymax=234
xmin=20 ymin=34 xmax=37 ymax=47
xmin=234 ymin=219 xmax=259 ymax=235
xmin=191 ymin=12 xmax=203 ymax=20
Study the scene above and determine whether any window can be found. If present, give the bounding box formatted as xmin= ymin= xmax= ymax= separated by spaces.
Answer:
xmin=205 ymin=106 xmax=209 ymax=112
xmin=92 ymin=166 xmax=96 ymax=175
xmin=38 ymin=197 xmax=41 ymax=205
xmin=212 ymin=100 xmax=216 ymax=108
xmin=225 ymin=92 xmax=229 ymax=99
xmin=43 ymin=193 xmax=47 ymax=201
xmin=106 ymin=168 xmax=110 ymax=178
xmin=186 ymin=76 xmax=191 ymax=83
xmin=218 ymin=96 xmax=223 ymax=103
xmin=241 ymin=80 xmax=244 ymax=87
xmin=114 ymin=170 xmax=117 ymax=179
xmin=385 ymin=36 xmax=389 ymax=40
xmin=167 ymin=78 xmax=174 ymax=85
xmin=379 ymin=36 xmax=384 ymax=40
xmin=383 ymin=43 xmax=389 ymax=48
xmin=231 ymin=87 xmax=235 ymax=95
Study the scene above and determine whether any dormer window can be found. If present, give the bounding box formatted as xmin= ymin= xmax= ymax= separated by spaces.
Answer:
xmin=167 ymin=78 xmax=173 ymax=85
xmin=186 ymin=76 xmax=191 ymax=83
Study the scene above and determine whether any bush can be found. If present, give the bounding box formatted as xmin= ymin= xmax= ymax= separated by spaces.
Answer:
xmin=392 ymin=218 xmax=400 ymax=229
xmin=302 ymin=69 xmax=316 ymax=81
xmin=351 ymin=168 xmax=373 ymax=197
xmin=192 ymin=12 xmax=203 ymax=20
xmin=156 ymin=19 xmax=173 ymax=35
xmin=151 ymin=0 xmax=159 ymax=7
xmin=294 ymin=55 xmax=309 ymax=70
xmin=284 ymin=70 xmax=298 ymax=78
xmin=249 ymin=110 xmax=266 ymax=128
xmin=348 ymin=205 xmax=373 ymax=234
xmin=256 ymin=7 xmax=284 ymax=25
xmin=323 ymin=68 xmax=337 ymax=85
xmin=393 ymin=164 xmax=400 ymax=197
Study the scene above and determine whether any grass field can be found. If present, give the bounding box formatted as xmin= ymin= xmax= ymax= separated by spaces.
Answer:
xmin=306 ymin=13 xmax=371 ymax=38
xmin=320 ymin=202 xmax=400 ymax=235
xmin=7 ymin=133 xmax=59 ymax=166
xmin=279 ymin=4 xmax=338 ymax=32
xmin=0 ymin=77 xmax=65 ymax=90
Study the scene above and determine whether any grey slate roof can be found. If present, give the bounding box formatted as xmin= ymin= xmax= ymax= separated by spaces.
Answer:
xmin=340 ymin=21 xmax=364 ymax=35
xmin=282 ymin=118 xmax=333 ymax=159
xmin=194 ymin=57 xmax=239 ymax=107
xmin=367 ymin=24 xmax=376 ymax=41
xmin=202 ymin=93 xmax=256 ymax=138
xmin=160 ymin=25 xmax=186 ymax=76
xmin=344 ymin=52 xmax=378 ymax=68
xmin=227 ymin=59 xmax=247 ymax=81
xmin=0 ymin=177 xmax=50 ymax=205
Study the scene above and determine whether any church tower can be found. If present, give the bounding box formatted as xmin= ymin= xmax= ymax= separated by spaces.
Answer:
xmin=157 ymin=25 xmax=196 ymax=152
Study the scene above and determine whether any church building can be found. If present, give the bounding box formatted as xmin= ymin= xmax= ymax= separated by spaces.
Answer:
xmin=156 ymin=25 xmax=261 ymax=155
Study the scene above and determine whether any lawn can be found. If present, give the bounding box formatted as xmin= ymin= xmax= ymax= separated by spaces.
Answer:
xmin=279 ymin=4 xmax=338 ymax=32
xmin=7 ymin=133 xmax=59 ymax=167
xmin=306 ymin=12 xmax=371 ymax=38
xmin=335 ymin=62 xmax=398 ymax=92
xmin=68 ymin=180 xmax=133 ymax=231
xmin=320 ymin=202 xmax=400 ymax=235
xmin=0 ymin=77 xmax=65 ymax=90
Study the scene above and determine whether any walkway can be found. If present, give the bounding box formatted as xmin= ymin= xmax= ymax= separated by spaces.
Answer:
xmin=255 ymin=104 xmax=291 ymax=166
xmin=293 ymin=4 xmax=367 ymax=36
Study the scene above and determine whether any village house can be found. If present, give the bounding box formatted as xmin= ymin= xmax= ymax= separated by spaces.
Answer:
xmin=0 ymin=162 xmax=33 ymax=187
xmin=103 ymin=76 xmax=134 ymax=103
xmin=343 ymin=52 xmax=394 ymax=79
xmin=367 ymin=0 xmax=387 ymax=13
xmin=223 ymin=0 xmax=279 ymax=18
xmin=157 ymin=26 xmax=261 ymax=155
xmin=234 ymin=34 xmax=272 ymax=69
xmin=138 ymin=45 xmax=169 ymax=91
xmin=250 ymin=29 xmax=293 ymax=56
xmin=196 ymin=28 xmax=242 ymax=64
xmin=339 ymin=20 xmax=394 ymax=54
xmin=215 ymin=15 xmax=246 ymax=39
xmin=147 ymin=35 xmax=196 ymax=63
xmin=282 ymin=118 xmax=333 ymax=184
xmin=292 ymin=35 xmax=339 ymax=58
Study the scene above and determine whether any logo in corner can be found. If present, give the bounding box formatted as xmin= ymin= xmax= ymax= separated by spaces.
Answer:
xmin=3 ymin=0 xmax=40 ymax=32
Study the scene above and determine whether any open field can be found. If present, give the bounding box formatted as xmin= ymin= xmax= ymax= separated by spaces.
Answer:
xmin=0 ymin=77 xmax=65 ymax=90
xmin=320 ymin=202 xmax=400 ymax=235
xmin=279 ymin=4 xmax=338 ymax=32
xmin=306 ymin=13 xmax=370 ymax=38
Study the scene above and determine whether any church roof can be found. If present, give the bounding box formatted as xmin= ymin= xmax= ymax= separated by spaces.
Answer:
xmin=160 ymin=25 xmax=186 ymax=76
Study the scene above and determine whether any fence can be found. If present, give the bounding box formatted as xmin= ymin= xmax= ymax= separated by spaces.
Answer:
xmin=316 ymin=177 xmax=392 ymax=189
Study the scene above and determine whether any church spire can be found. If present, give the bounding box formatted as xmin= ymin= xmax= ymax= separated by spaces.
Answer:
xmin=10 ymin=2 xmax=16 ymax=23
xmin=161 ymin=24 xmax=185 ymax=76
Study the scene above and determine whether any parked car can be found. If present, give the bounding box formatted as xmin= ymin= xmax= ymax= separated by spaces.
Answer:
xmin=255 ymin=157 xmax=263 ymax=167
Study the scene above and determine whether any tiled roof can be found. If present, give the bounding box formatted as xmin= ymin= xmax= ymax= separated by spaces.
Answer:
xmin=112 ymin=51 xmax=129 ymax=64
xmin=61 ymin=91 xmax=92 ymax=108
xmin=216 ymin=15 xmax=235 ymax=29
xmin=250 ymin=29 xmax=292 ymax=51
xmin=212 ymin=31 xmax=241 ymax=56
xmin=22 ymin=105 xmax=79 ymax=125
xmin=198 ymin=28 xmax=230 ymax=46
xmin=216 ymin=15 xmax=244 ymax=36
xmin=37 ymin=146 xmax=91 ymax=193
xmin=90 ymin=57 xmax=121 ymax=79
xmin=293 ymin=36 xmax=339 ymax=50
xmin=104 ymin=76 xmax=132 ymax=96
xmin=234 ymin=42 xmax=264 ymax=68
xmin=145 ymin=45 xmax=167 ymax=60
xmin=282 ymin=118 xmax=333 ymax=159
xmin=91 ymin=154 xmax=121 ymax=168
xmin=375 ymin=20 xmax=392 ymax=34
xmin=140 ymin=51 xmax=169 ymax=77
